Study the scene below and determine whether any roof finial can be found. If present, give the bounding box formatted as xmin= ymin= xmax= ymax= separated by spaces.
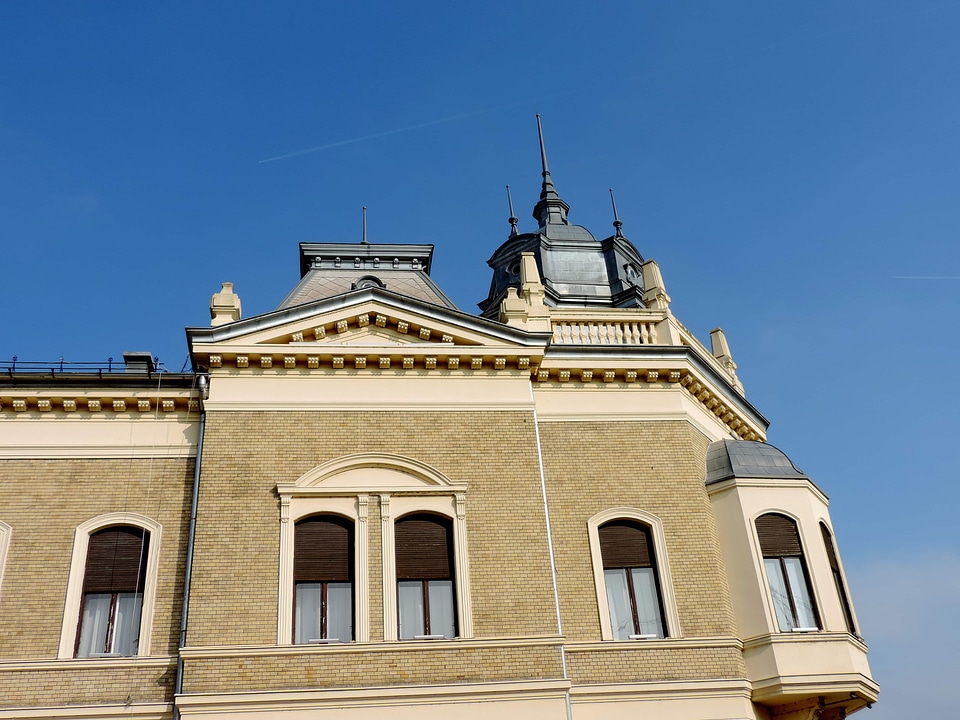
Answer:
xmin=609 ymin=188 xmax=624 ymax=238
xmin=532 ymin=115 xmax=570 ymax=226
xmin=506 ymin=185 xmax=519 ymax=236
xmin=361 ymin=206 xmax=368 ymax=244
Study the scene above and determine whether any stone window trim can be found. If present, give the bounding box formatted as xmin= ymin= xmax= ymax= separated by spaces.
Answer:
xmin=58 ymin=513 xmax=163 ymax=659
xmin=0 ymin=521 xmax=11 ymax=598
xmin=276 ymin=452 xmax=472 ymax=645
xmin=587 ymin=508 xmax=681 ymax=641
xmin=750 ymin=509 xmax=823 ymax=634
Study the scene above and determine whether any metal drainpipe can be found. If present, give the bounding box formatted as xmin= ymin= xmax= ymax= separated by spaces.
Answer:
xmin=529 ymin=383 xmax=573 ymax=720
xmin=173 ymin=402 xmax=205 ymax=720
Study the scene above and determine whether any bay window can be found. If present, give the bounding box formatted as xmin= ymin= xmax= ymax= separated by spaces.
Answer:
xmin=756 ymin=513 xmax=819 ymax=632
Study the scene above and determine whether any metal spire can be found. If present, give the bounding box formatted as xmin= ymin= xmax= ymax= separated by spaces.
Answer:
xmin=361 ymin=206 xmax=368 ymax=244
xmin=532 ymin=115 xmax=570 ymax=226
xmin=609 ymin=188 xmax=624 ymax=238
xmin=506 ymin=185 xmax=519 ymax=236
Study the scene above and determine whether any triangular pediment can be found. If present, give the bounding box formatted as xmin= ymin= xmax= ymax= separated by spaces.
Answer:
xmin=188 ymin=289 xmax=549 ymax=354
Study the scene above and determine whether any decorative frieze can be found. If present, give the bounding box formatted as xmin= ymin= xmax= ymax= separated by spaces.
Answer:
xmin=284 ymin=356 xmax=296 ymax=369
xmin=291 ymin=332 xmax=303 ymax=343
xmin=87 ymin=400 xmax=101 ymax=412
xmin=447 ymin=357 xmax=459 ymax=370
xmin=580 ymin=370 xmax=593 ymax=382
xmin=354 ymin=357 xmax=367 ymax=369
xmin=162 ymin=400 xmax=176 ymax=412
xmin=425 ymin=357 xmax=437 ymax=369
xmin=313 ymin=326 xmax=326 ymax=340
xmin=646 ymin=370 xmax=659 ymax=383
xmin=332 ymin=356 xmax=345 ymax=369
xmin=260 ymin=356 xmax=272 ymax=369
xmin=403 ymin=357 xmax=414 ymax=369
xmin=397 ymin=321 xmax=409 ymax=334
xmin=307 ymin=356 xmax=319 ymax=369
xmin=379 ymin=357 xmax=391 ymax=369
xmin=236 ymin=356 xmax=249 ymax=368
xmin=419 ymin=327 xmax=431 ymax=340
xmin=441 ymin=333 xmax=453 ymax=343
xmin=625 ymin=370 xmax=637 ymax=382
xmin=63 ymin=399 xmax=77 ymax=412
xmin=494 ymin=357 xmax=506 ymax=370
xmin=37 ymin=399 xmax=52 ymax=412
xmin=558 ymin=370 xmax=571 ymax=382
xmin=13 ymin=399 xmax=27 ymax=412
xmin=375 ymin=314 xmax=387 ymax=327
xmin=357 ymin=314 xmax=370 ymax=328
xmin=336 ymin=320 xmax=349 ymax=334
xmin=112 ymin=400 xmax=126 ymax=412
xmin=138 ymin=400 xmax=151 ymax=412
xmin=471 ymin=357 xmax=483 ymax=370
xmin=538 ymin=369 xmax=550 ymax=382
xmin=603 ymin=370 xmax=616 ymax=383
xmin=518 ymin=357 xmax=530 ymax=370
xmin=209 ymin=355 xmax=222 ymax=368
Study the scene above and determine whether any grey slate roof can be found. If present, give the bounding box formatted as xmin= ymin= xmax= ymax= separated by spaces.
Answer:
xmin=277 ymin=269 xmax=458 ymax=311
xmin=705 ymin=439 xmax=808 ymax=485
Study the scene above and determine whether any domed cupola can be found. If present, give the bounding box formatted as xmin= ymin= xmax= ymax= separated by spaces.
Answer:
xmin=479 ymin=116 xmax=649 ymax=318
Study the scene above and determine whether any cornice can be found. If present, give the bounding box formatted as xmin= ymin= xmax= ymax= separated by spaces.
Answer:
xmin=0 ymin=390 xmax=200 ymax=417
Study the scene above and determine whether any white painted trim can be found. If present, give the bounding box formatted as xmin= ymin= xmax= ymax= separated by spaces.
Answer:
xmin=175 ymin=679 xmax=571 ymax=715
xmin=0 ymin=703 xmax=172 ymax=719
xmin=587 ymin=508 xmax=681 ymax=641
xmin=0 ymin=521 xmax=10 ymax=602
xmin=0 ymin=656 xmax=175 ymax=671
xmin=0 ymin=446 xmax=197 ymax=459
xmin=202 ymin=401 xmax=534 ymax=412
xmin=569 ymin=677 xmax=752 ymax=700
xmin=288 ymin=452 xmax=458 ymax=489
xmin=564 ymin=635 xmax=742 ymax=652
xmin=57 ymin=513 xmax=162 ymax=659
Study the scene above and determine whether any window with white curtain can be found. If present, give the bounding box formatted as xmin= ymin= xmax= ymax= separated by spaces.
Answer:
xmin=294 ymin=515 xmax=354 ymax=643
xmin=75 ymin=526 xmax=149 ymax=657
xmin=599 ymin=520 xmax=667 ymax=639
xmin=395 ymin=514 xmax=457 ymax=640
xmin=756 ymin=513 xmax=819 ymax=632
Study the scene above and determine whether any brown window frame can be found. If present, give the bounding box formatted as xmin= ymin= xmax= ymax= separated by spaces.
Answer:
xmin=293 ymin=514 xmax=355 ymax=643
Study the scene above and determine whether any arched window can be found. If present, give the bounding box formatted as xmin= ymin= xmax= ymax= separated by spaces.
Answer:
xmin=756 ymin=513 xmax=819 ymax=632
xmin=76 ymin=526 xmax=149 ymax=657
xmin=395 ymin=513 xmax=456 ymax=639
xmin=599 ymin=520 xmax=667 ymax=639
xmin=294 ymin=515 xmax=354 ymax=643
xmin=820 ymin=522 xmax=856 ymax=634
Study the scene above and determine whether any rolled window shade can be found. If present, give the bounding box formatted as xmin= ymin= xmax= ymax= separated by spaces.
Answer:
xmin=395 ymin=514 xmax=453 ymax=580
xmin=756 ymin=514 xmax=802 ymax=557
xmin=294 ymin=515 xmax=353 ymax=582
xmin=599 ymin=521 xmax=653 ymax=569
xmin=83 ymin=527 xmax=149 ymax=594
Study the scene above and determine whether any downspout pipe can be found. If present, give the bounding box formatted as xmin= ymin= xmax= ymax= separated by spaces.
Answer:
xmin=173 ymin=400 xmax=206 ymax=720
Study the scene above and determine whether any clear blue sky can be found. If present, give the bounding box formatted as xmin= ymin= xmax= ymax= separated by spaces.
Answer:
xmin=2 ymin=2 xmax=958 ymax=713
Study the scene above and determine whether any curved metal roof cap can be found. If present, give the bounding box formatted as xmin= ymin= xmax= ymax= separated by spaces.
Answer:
xmin=705 ymin=439 xmax=808 ymax=485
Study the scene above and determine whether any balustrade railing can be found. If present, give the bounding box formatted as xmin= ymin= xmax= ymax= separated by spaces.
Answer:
xmin=551 ymin=319 xmax=659 ymax=346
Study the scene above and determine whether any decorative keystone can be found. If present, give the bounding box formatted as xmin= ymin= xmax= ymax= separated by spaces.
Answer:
xmin=380 ymin=357 xmax=391 ymax=369
xmin=332 ymin=356 xmax=344 ymax=369
xmin=37 ymin=399 xmax=52 ymax=412
xmin=260 ymin=356 xmax=273 ymax=369
xmin=375 ymin=314 xmax=387 ymax=327
xmin=354 ymin=357 xmax=367 ymax=369
xmin=604 ymin=370 xmax=616 ymax=383
xmin=403 ymin=357 xmax=414 ymax=369
xmin=397 ymin=321 xmax=409 ymax=334
xmin=162 ymin=400 xmax=176 ymax=412
xmin=138 ymin=400 xmax=151 ymax=412
xmin=87 ymin=400 xmax=101 ymax=412
xmin=307 ymin=356 xmax=319 ymax=369
xmin=63 ymin=399 xmax=77 ymax=412
xmin=209 ymin=355 xmax=222 ymax=368
xmin=284 ymin=356 xmax=296 ymax=369
xmin=447 ymin=357 xmax=460 ymax=370
xmin=113 ymin=400 xmax=126 ymax=412
xmin=236 ymin=356 xmax=249 ymax=368
xmin=425 ymin=356 xmax=437 ymax=369
xmin=210 ymin=281 xmax=242 ymax=327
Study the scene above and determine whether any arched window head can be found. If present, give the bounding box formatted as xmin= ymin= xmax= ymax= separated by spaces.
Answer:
xmin=294 ymin=515 xmax=354 ymax=643
xmin=76 ymin=526 xmax=149 ymax=657
xmin=599 ymin=520 xmax=667 ymax=639
xmin=395 ymin=513 xmax=456 ymax=639
xmin=756 ymin=513 xmax=820 ymax=632
xmin=820 ymin=522 xmax=856 ymax=634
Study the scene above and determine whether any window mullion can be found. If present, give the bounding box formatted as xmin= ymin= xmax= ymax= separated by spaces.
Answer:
xmin=422 ymin=580 xmax=431 ymax=635
xmin=780 ymin=557 xmax=801 ymax=628
xmin=105 ymin=593 xmax=119 ymax=654
xmin=624 ymin=568 xmax=641 ymax=636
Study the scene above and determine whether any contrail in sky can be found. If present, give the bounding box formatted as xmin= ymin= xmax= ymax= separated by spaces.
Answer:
xmin=258 ymin=92 xmax=578 ymax=164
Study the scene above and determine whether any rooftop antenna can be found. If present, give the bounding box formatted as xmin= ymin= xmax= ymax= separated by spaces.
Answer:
xmin=506 ymin=185 xmax=519 ymax=236
xmin=609 ymin=188 xmax=624 ymax=238
xmin=361 ymin=206 xmax=368 ymax=244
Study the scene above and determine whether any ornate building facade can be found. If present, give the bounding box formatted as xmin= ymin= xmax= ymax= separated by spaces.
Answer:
xmin=0 ymin=125 xmax=877 ymax=720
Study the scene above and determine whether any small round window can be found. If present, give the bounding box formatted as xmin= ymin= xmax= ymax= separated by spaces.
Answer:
xmin=352 ymin=275 xmax=385 ymax=290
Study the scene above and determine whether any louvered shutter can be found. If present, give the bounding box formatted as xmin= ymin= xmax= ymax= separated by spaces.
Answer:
xmin=395 ymin=515 xmax=453 ymax=580
xmin=756 ymin=514 xmax=802 ymax=557
xmin=294 ymin=516 xmax=353 ymax=582
xmin=599 ymin=521 xmax=653 ymax=569
xmin=83 ymin=527 xmax=149 ymax=594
